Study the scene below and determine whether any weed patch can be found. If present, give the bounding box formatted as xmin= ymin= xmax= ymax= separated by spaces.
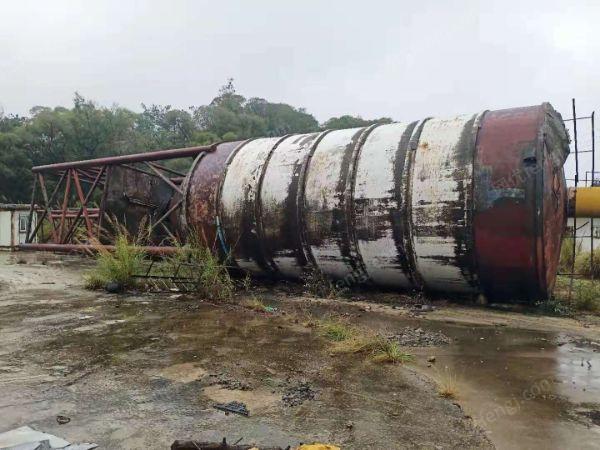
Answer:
xmin=84 ymin=233 xmax=145 ymax=290
xmin=575 ymin=251 xmax=600 ymax=279
xmin=371 ymin=339 xmax=414 ymax=364
xmin=243 ymin=296 xmax=269 ymax=312
xmin=320 ymin=319 xmax=354 ymax=341
xmin=302 ymin=268 xmax=348 ymax=298
xmin=549 ymin=276 xmax=600 ymax=315
xmin=436 ymin=366 xmax=459 ymax=399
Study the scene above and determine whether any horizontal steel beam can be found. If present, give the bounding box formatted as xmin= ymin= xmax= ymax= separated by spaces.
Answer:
xmin=18 ymin=243 xmax=180 ymax=255
xmin=32 ymin=144 xmax=216 ymax=173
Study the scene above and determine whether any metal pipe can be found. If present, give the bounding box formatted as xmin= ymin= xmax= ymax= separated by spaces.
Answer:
xmin=570 ymin=99 xmax=579 ymax=299
xmin=591 ymin=111 xmax=595 ymax=279
xmin=18 ymin=243 xmax=180 ymax=255
xmin=32 ymin=144 xmax=216 ymax=173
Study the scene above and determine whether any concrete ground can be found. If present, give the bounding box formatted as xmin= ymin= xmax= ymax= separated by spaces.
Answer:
xmin=0 ymin=252 xmax=599 ymax=449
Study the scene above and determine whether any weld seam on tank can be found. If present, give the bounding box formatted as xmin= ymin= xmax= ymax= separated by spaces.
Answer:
xmin=344 ymin=123 xmax=383 ymax=286
xmin=214 ymin=138 xmax=255 ymax=267
xmin=296 ymin=130 xmax=334 ymax=272
xmin=467 ymin=110 xmax=488 ymax=293
xmin=411 ymin=115 xmax=483 ymax=293
xmin=253 ymin=134 xmax=295 ymax=273
xmin=306 ymin=127 xmax=369 ymax=279
xmin=402 ymin=118 xmax=431 ymax=290
xmin=389 ymin=121 xmax=419 ymax=288
xmin=453 ymin=112 xmax=483 ymax=289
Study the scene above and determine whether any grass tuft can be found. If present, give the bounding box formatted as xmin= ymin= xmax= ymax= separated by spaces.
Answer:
xmin=371 ymin=339 xmax=414 ymax=364
xmin=322 ymin=322 xmax=414 ymax=364
xmin=559 ymin=237 xmax=581 ymax=273
xmin=571 ymin=280 xmax=600 ymax=312
xmin=436 ymin=366 xmax=459 ymax=399
xmin=243 ymin=296 xmax=268 ymax=312
xmin=575 ymin=251 xmax=600 ymax=279
xmin=152 ymin=231 xmax=234 ymax=301
xmin=330 ymin=331 xmax=379 ymax=354
xmin=320 ymin=319 xmax=354 ymax=341
xmin=84 ymin=233 xmax=145 ymax=290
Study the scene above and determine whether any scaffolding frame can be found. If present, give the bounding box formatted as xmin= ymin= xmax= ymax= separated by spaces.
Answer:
xmin=562 ymin=99 xmax=596 ymax=298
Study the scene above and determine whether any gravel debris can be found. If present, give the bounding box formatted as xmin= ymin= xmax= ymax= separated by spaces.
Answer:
xmin=389 ymin=327 xmax=452 ymax=347
xmin=282 ymin=381 xmax=317 ymax=407
xmin=209 ymin=373 xmax=252 ymax=390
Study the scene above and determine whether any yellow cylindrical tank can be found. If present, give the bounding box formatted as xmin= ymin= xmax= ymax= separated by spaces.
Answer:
xmin=573 ymin=187 xmax=600 ymax=217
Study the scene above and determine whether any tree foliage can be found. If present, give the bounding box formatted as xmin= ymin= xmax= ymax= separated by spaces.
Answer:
xmin=0 ymin=79 xmax=393 ymax=203
xmin=322 ymin=115 xmax=393 ymax=130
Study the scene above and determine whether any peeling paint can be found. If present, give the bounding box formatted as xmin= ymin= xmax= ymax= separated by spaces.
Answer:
xmin=181 ymin=104 xmax=570 ymax=302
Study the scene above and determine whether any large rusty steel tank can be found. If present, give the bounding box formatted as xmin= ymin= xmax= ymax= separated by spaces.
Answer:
xmin=180 ymin=103 xmax=570 ymax=301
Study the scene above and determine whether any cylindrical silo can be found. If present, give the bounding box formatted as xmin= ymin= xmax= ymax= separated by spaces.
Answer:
xmin=181 ymin=103 xmax=570 ymax=301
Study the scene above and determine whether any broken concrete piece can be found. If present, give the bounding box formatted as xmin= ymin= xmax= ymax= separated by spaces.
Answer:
xmin=0 ymin=426 xmax=97 ymax=450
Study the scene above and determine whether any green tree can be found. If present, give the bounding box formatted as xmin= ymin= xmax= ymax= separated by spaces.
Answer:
xmin=322 ymin=115 xmax=393 ymax=130
xmin=0 ymin=80 xmax=394 ymax=203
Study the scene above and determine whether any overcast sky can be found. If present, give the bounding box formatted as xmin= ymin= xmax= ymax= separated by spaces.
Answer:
xmin=1 ymin=0 xmax=598 ymax=176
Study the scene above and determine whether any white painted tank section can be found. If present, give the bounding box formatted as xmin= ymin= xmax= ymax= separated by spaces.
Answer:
xmin=260 ymin=133 xmax=321 ymax=277
xmin=220 ymin=137 xmax=282 ymax=273
xmin=411 ymin=116 xmax=475 ymax=292
xmin=304 ymin=127 xmax=366 ymax=279
xmin=353 ymin=122 xmax=413 ymax=287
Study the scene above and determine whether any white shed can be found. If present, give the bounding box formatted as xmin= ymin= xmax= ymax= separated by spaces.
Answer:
xmin=0 ymin=204 xmax=37 ymax=249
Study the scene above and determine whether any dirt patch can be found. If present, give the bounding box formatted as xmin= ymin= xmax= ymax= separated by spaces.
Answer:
xmin=7 ymin=253 xmax=600 ymax=449
xmin=151 ymin=363 xmax=208 ymax=383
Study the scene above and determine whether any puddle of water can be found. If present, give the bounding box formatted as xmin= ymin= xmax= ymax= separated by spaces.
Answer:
xmin=299 ymin=302 xmax=600 ymax=449
xmin=411 ymin=322 xmax=600 ymax=450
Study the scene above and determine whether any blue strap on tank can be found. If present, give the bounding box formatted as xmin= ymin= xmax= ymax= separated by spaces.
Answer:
xmin=215 ymin=216 xmax=229 ymax=256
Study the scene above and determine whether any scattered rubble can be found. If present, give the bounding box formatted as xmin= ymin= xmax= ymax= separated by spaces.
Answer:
xmin=55 ymin=416 xmax=70 ymax=425
xmin=388 ymin=327 xmax=452 ymax=347
xmin=282 ymin=381 xmax=317 ymax=407
xmin=208 ymin=373 xmax=252 ymax=391
xmin=577 ymin=409 xmax=600 ymax=426
xmin=213 ymin=401 xmax=249 ymax=417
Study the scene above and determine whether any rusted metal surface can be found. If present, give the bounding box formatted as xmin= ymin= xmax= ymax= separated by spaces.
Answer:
xmin=179 ymin=103 xmax=569 ymax=301
xmin=181 ymin=141 xmax=242 ymax=247
xmin=473 ymin=104 xmax=569 ymax=300
xmin=18 ymin=243 xmax=179 ymax=255
xmin=104 ymin=166 xmax=175 ymax=239
xmin=25 ymin=143 xmax=214 ymax=249
xmin=32 ymin=145 xmax=213 ymax=173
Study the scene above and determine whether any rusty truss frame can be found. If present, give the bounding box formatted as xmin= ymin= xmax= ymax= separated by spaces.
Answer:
xmin=21 ymin=144 xmax=215 ymax=254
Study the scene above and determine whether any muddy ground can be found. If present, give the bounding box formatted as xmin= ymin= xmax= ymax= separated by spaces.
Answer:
xmin=0 ymin=253 xmax=599 ymax=449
